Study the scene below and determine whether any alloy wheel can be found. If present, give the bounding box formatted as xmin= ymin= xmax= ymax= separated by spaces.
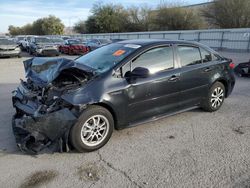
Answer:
xmin=210 ymin=87 xmax=224 ymax=108
xmin=80 ymin=115 xmax=109 ymax=147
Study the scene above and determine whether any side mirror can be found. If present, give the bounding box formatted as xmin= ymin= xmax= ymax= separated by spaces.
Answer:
xmin=129 ymin=67 xmax=150 ymax=78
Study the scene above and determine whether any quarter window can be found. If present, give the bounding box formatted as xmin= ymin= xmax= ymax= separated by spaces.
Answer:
xmin=177 ymin=46 xmax=202 ymax=66
xmin=200 ymin=48 xmax=212 ymax=63
xmin=132 ymin=46 xmax=174 ymax=74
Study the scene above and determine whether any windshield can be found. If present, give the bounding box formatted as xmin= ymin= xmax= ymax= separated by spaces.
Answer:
xmin=0 ymin=39 xmax=16 ymax=45
xmin=35 ymin=37 xmax=52 ymax=43
xmin=76 ymin=43 xmax=140 ymax=73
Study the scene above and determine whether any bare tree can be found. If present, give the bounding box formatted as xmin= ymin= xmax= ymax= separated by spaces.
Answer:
xmin=203 ymin=0 xmax=250 ymax=28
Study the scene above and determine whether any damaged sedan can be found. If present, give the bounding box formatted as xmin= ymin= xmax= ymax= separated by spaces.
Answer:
xmin=12 ymin=39 xmax=235 ymax=154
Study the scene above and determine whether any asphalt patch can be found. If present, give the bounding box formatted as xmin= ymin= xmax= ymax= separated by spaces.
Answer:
xmin=19 ymin=170 xmax=58 ymax=188
xmin=77 ymin=162 xmax=104 ymax=182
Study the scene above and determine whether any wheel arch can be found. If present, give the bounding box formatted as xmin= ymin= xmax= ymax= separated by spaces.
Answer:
xmin=212 ymin=78 xmax=229 ymax=97
xmin=91 ymin=102 xmax=118 ymax=129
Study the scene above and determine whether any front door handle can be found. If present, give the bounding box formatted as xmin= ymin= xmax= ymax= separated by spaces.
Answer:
xmin=168 ymin=75 xmax=180 ymax=82
xmin=203 ymin=67 xmax=212 ymax=72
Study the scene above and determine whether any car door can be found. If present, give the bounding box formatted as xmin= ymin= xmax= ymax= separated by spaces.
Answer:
xmin=124 ymin=45 xmax=182 ymax=123
xmin=176 ymin=44 xmax=213 ymax=108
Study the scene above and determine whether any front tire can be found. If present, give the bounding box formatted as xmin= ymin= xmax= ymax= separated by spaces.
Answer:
xmin=70 ymin=105 xmax=114 ymax=152
xmin=202 ymin=82 xmax=225 ymax=112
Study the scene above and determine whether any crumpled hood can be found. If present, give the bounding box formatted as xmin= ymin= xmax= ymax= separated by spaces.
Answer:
xmin=23 ymin=57 xmax=95 ymax=87
xmin=0 ymin=45 xmax=18 ymax=50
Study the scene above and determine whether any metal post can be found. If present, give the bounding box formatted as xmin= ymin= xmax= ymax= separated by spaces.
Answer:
xmin=197 ymin=32 xmax=201 ymax=42
xmin=178 ymin=33 xmax=181 ymax=40
xmin=220 ymin=31 xmax=225 ymax=51
xmin=246 ymin=32 xmax=250 ymax=53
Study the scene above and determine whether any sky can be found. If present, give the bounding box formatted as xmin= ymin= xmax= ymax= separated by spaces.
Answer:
xmin=0 ymin=0 xmax=209 ymax=33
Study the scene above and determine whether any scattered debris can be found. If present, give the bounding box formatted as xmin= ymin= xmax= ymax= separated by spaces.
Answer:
xmin=77 ymin=163 xmax=102 ymax=182
xmin=168 ymin=135 xmax=175 ymax=139
xmin=233 ymin=127 xmax=245 ymax=135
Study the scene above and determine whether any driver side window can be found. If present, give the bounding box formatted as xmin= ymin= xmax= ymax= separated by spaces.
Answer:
xmin=131 ymin=46 xmax=174 ymax=74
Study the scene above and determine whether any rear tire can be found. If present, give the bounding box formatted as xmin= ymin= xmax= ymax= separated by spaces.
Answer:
xmin=70 ymin=105 xmax=114 ymax=152
xmin=202 ymin=82 xmax=225 ymax=112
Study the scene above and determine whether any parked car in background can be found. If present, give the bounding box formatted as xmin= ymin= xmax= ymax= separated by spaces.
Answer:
xmin=61 ymin=36 xmax=71 ymax=41
xmin=111 ymin=39 xmax=127 ymax=43
xmin=29 ymin=36 xmax=60 ymax=56
xmin=75 ymin=38 xmax=88 ymax=45
xmin=14 ymin=35 xmax=26 ymax=45
xmin=59 ymin=39 xmax=89 ymax=55
xmin=0 ymin=38 xmax=21 ymax=57
xmin=12 ymin=39 xmax=235 ymax=153
xmin=52 ymin=38 xmax=65 ymax=47
xmin=20 ymin=35 xmax=33 ymax=51
xmin=86 ymin=38 xmax=112 ymax=51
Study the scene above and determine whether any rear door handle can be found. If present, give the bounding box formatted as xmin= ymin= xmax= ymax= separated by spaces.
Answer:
xmin=203 ymin=67 xmax=212 ymax=72
xmin=168 ymin=75 xmax=180 ymax=82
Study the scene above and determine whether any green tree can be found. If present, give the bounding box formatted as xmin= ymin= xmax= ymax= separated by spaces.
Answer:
xmin=8 ymin=15 xmax=64 ymax=35
xmin=40 ymin=15 xmax=64 ymax=35
xmin=85 ymin=16 xmax=100 ymax=33
xmin=73 ymin=20 xmax=86 ymax=33
xmin=203 ymin=0 xmax=250 ymax=28
xmin=152 ymin=5 xmax=204 ymax=30
xmin=91 ymin=3 xmax=128 ymax=33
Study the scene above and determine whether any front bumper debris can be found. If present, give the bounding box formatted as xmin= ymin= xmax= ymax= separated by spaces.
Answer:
xmin=12 ymin=108 xmax=76 ymax=154
xmin=12 ymin=81 xmax=77 ymax=154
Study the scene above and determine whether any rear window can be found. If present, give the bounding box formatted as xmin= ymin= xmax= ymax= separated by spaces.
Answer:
xmin=177 ymin=46 xmax=202 ymax=66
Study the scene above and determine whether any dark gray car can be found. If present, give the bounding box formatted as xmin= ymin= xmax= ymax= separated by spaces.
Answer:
xmin=12 ymin=39 xmax=235 ymax=154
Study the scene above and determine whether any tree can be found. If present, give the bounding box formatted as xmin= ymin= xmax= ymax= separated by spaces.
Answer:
xmin=40 ymin=15 xmax=64 ymax=35
xmin=73 ymin=20 xmax=86 ymax=33
xmin=152 ymin=5 xmax=204 ymax=30
xmin=125 ymin=5 xmax=153 ymax=32
xmin=85 ymin=16 xmax=100 ymax=33
xmin=91 ymin=3 xmax=128 ymax=33
xmin=8 ymin=15 xmax=64 ymax=35
xmin=203 ymin=0 xmax=250 ymax=28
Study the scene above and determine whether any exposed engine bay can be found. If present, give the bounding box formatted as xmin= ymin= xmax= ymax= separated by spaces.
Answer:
xmin=12 ymin=58 xmax=93 ymax=154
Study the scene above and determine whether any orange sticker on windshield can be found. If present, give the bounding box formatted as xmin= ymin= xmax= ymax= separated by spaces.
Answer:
xmin=113 ymin=50 xmax=125 ymax=56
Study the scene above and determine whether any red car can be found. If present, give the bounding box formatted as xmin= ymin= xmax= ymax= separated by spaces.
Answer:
xmin=59 ymin=39 xmax=89 ymax=55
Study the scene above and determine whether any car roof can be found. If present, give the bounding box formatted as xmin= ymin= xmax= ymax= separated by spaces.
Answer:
xmin=117 ymin=39 xmax=201 ymax=46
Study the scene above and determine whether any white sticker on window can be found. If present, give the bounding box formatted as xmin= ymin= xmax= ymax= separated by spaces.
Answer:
xmin=124 ymin=44 xmax=141 ymax=49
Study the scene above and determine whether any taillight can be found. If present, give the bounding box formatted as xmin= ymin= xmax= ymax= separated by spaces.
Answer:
xmin=229 ymin=62 xmax=235 ymax=69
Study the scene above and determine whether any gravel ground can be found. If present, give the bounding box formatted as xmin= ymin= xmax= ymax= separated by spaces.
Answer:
xmin=0 ymin=51 xmax=249 ymax=188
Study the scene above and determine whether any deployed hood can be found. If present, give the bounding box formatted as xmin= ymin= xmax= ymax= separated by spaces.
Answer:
xmin=24 ymin=57 xmax=95 ymax=87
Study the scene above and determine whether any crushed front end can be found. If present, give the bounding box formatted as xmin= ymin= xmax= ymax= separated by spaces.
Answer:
xmin=12 ymin=58 xmax=92 ymax=154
